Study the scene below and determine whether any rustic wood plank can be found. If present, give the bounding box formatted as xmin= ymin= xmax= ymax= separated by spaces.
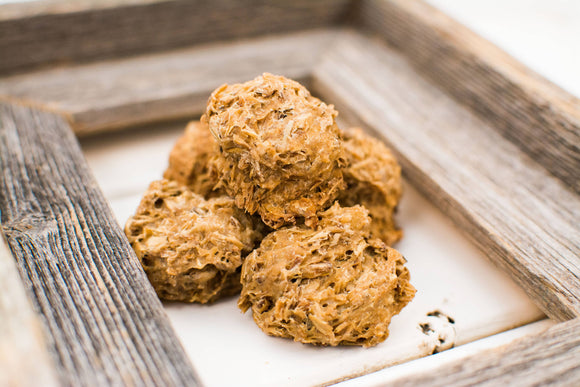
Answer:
xmin=357 ymin=0 xmax=580 ymax=195
xmin=0 ymin=233 xmax=59 ymax=387
xmin=385 ymin=318 xmax=580 ymax=387
xmin=0 ymin=30 xmax=336 ymax=135
xmin=312 ymin=31 xmax=580 ymax=322
xmin=0 ymin=0 xmax=352 ymax=75
xmin=0 ymin=102 xmax=199 ymax=385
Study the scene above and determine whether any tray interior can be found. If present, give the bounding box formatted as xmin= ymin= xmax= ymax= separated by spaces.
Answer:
xmin=81 ymin=116 xmax=542 ymax=387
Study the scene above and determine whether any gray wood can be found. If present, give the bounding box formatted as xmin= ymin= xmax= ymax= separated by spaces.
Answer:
xmin=0 ymin=30 xmax=337 ymax=135
xmin=357 ymin=0 xmax=580 ymax=195
xmin=0 ymin=0 xmax=352 ymax=75
xmin=0 ymin=233 xmax=59 ymax=387
xmin=312 ymin=31 xmax=580 ymax=322
xmin=0 ymin=102 xmax=199 ymax=386
xmin=386 ymin=318 xmax=580 ymax=387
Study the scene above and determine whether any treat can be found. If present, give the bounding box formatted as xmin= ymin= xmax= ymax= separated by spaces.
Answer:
xmin=239 ymin=203 xmax=415 ymax=347
xmin=125 ymin=179 xmax=264 ymax=303
xmin=339 ymin=128 xmax=402 ymax=245
xmin=204 ymin=73 xmax=346 ymax=229
xmin=126 ymin=74 xmax=415 ymax=347
xmin=163 ymin=120 xmax=223 ymax=198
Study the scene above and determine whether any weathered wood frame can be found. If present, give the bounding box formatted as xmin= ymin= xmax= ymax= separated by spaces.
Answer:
xmin=1 ymin=0 xmax=578 ymax=385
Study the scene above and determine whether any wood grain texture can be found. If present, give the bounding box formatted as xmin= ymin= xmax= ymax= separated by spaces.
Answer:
xmin=0 ymin=233 xmax=59 ymax=387
xmin=0 ymin=0 xmax=352 ymax=75
xmin=1 ymin=1 xmax=579 ymax=384
xmin=0 ymin=30 xmax=336 ymax=135
xmin=0 ymin=102 xmax=199 ymax=386
xmin=357 ymin=0 xmax=580 ymax=195
xmin=312 ymin=31 xmax=580 ymax=322
xmin=386 ymin=318 xmax=580 ymax=387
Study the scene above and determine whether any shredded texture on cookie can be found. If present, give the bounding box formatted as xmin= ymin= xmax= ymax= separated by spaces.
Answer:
xmin=125 ymin=179 xmax=264 ymax=303
xmin=204 ymin=73 xmax=346 ymax=229
xmin=163 ymin=120 xmax=223 ymax=198
xmin=339 ymin=128 xmax=402 ymax=245
xmin=239 ymin=203 xmax=415 ymax=347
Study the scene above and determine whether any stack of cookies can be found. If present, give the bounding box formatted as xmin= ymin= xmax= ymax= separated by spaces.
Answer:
xmin=125 ymin=74 xmax=415 ymax=347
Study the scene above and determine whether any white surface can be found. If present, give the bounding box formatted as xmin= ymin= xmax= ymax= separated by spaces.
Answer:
xmin=426 ymin=0 xmax=580 ymax=98
xmin=82 ymin=123 xmax=543 ymax=387
xmin=336 ymin=319 xmax=555 ymax=387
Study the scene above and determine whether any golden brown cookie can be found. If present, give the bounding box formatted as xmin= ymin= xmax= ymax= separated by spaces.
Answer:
xmin=204 ymin=73 xmax=346 ymax=229
xmin=163 ymin=120 xmax=223 ymax=198
xmin=239 ymin=203 xmax=415 ymax=347
xmin=339 ymin=128 xmax=403 ymax=245
xmin=125 ymin=179 xmax=264 ymax=303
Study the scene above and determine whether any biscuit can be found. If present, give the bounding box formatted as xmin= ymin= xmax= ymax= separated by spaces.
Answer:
xmin=125 ymin=179 xmax=264 ymax=303
xmin=239 ymin=203 xmax=415 ymax=347
xmin=205 ymin=73 xmax=346 ymax=228
xmin=163 ymin=120 xmax=223 ymax=198
xmin=339 ymin=128 xmax=402 ymax=245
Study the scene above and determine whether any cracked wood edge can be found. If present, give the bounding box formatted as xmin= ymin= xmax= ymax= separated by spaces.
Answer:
xmin=0 ymin=29 xmax=337 ymax=136
xmin=357 ymin=0 xmax=580 ymax=195
xmin=0 ymin=102 xmax=199 ymax=386
xmin=0 ymin=233 xmax=59 ymax=387
xmin=0 ymin=0 xmax=353 ymax=75
xmin=312 ymin=31 xmax=580 ymax=322
xmin=386 ymin=318 xmax=580 ymax=387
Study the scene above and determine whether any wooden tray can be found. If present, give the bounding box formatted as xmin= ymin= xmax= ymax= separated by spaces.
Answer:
xmin=1 ymin=0 xmax=579 ymax=385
